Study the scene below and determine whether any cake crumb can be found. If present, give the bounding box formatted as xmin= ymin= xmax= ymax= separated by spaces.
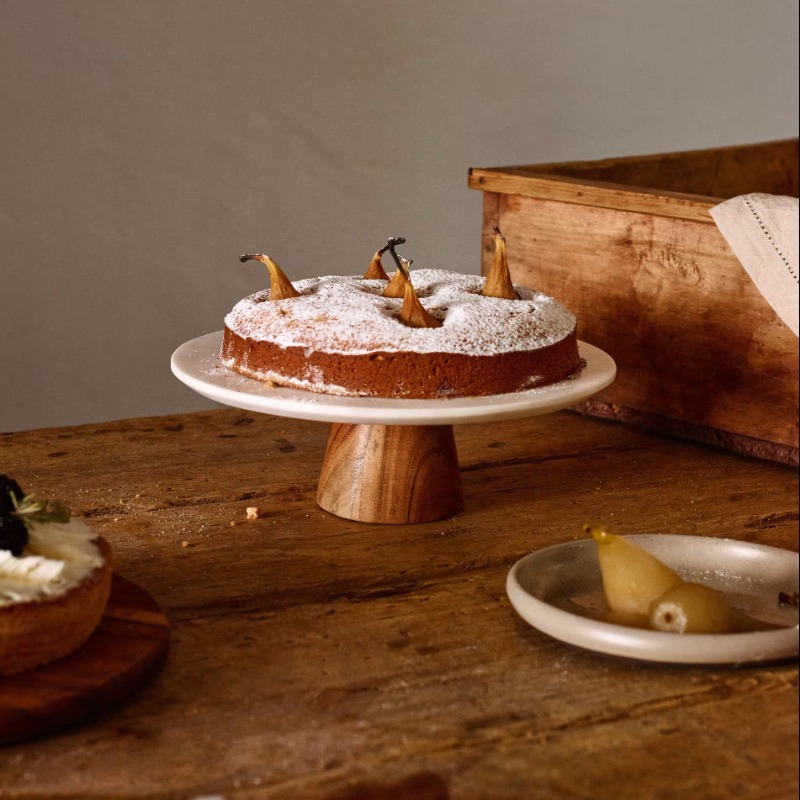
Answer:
xmin=246 ymin=506 xmax=262 ymax=521
xmin=181 ymin=540 xmax=190 ymax=548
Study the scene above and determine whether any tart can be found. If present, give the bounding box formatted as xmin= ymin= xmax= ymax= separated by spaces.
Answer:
xmin=0 ymin=478 xmax=112 ymax=676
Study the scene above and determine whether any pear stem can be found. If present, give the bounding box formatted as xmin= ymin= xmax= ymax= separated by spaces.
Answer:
xmin=382 ymin=237 xmax=410 ymax=298
xmin=364 ymin=237 xmax=406 ymax=280
xmin=380 ymin=236 xmax=406 ymax=256
xmin=386 ymin=237 xmax=408 ymax=273
xmin=385 ymin=251 xmax=441 ymax=329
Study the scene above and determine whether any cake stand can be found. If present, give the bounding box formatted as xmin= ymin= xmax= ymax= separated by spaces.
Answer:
xmin=171 ymin=332 xmax=616 ymax=524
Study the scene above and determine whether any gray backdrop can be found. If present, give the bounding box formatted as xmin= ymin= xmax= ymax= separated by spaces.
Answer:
xmin=1 ymin=0 xmax=798 ymax=432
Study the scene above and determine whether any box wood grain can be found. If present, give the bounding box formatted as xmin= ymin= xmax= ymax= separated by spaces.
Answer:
xmin=469 ymin=140 xmax=799 ymax=464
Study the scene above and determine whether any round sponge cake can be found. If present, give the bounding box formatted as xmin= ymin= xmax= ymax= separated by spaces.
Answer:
xmin=221 ymin=269 xmax=582 ymax=398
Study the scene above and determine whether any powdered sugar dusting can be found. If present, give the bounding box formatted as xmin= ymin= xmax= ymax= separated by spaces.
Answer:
xmin=224 ymin=269 xmax=575 ymax=356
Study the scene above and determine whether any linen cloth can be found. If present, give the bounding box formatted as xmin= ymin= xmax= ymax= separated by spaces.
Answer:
xmin=710 ymin=193 xmax=799 ymax=337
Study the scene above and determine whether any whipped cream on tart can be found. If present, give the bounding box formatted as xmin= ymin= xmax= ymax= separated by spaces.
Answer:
xmin=0 ymin=481 xmax=112 ymax=676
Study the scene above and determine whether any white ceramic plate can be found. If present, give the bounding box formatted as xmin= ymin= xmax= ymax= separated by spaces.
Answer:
xmin=171 ymin=332 xmax=616 ymax=426
xmin=507 ymin=535 xmax=799 ymax=664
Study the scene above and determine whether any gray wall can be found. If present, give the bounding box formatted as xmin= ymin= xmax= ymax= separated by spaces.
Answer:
xmin=1 ymin=0 xmax=797 ymax=432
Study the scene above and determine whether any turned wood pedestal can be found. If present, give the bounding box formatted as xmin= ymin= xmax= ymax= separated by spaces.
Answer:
xmin=316 ymin=423 xmax=463 ymax=524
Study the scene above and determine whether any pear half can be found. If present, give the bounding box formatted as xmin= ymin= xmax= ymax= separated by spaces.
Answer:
xmin=586 ymin=523 xmax=682 ymax=617
xmin=481 ymin=227 xmax=518 ymax=300
xmin=240 ymin=254 xmax=300 ymax=300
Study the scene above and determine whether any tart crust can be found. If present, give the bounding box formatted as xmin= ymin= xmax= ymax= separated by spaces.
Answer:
xmin=0 ymin=536 xmax=112 ymax=676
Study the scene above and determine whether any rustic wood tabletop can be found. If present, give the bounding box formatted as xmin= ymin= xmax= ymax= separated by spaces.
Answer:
xmin=0 ymin=408 xmax=797 ymax=800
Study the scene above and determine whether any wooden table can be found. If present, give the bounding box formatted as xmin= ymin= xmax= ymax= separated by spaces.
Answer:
xmin=1 ymin=408 xmax=797 ymax=800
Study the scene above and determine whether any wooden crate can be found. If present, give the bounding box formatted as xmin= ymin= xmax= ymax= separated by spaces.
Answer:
xmin=469 ymin=139 xmax=799 ymax=465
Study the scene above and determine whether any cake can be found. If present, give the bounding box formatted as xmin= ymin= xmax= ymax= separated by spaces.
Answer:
xmin=0 ymin=476 xmax=112 ymax=676
xmin=221 ymin=233 xmax=583 ymax=399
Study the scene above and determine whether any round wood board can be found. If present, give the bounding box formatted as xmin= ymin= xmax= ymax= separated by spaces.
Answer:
xmin=0 ymin=575 xmax=169 ymax=745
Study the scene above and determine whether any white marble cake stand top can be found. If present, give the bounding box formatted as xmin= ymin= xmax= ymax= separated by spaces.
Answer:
xmin=171 ymin=331 xmax=616 ymax=426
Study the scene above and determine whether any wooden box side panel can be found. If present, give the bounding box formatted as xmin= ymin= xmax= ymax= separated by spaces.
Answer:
xmin=482 ymin=192 xmax=799 ymax=461
xmin=514 ymin=139 xmax=799 ymax=200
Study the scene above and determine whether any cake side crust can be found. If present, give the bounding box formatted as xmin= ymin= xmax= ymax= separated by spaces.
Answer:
xmin=221 ymin=326 xmax=582 ymax=398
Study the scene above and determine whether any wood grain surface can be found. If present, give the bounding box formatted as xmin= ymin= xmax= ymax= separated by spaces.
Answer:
xmin=0 ymin=408 xmax=797 ymax=799
xmin=316 ymin=423 xmax=463 ymax=523
xmin=0 ymin=575 xmax=169 ymax=745
xmin=468 ymin=139 xmax=798 ymax=221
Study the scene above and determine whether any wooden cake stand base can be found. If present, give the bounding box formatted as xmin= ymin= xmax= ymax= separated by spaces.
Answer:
xmin=316 ymin=423 xmax=463 ymax=523
xmin=171 ymin=332 xmax=616 ymax=525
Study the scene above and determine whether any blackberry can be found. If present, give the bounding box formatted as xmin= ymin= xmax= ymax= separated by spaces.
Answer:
xmin=0 ymin=474 xmax=24 ymax=517
xmin=0 ymin=514 xmax=28 ymax=556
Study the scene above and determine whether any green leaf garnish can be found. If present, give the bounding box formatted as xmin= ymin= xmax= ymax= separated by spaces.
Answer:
xmin=11 ymin=493 xmax=71 ymax=527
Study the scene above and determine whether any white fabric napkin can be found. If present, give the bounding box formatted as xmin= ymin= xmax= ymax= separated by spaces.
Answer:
xmin=710 ymin=193 xmax=799 ymax=337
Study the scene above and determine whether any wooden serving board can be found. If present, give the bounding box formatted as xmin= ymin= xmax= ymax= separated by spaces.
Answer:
xmin=0 ymin=575 xmax=169 ymax=745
